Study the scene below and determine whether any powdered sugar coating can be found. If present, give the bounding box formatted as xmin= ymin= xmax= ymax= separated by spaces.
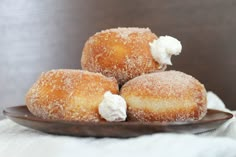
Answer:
xmin=97 ymin=27 xmax=151 ymax=39
xmin=26 ymin=69 xmax=119 ymax=122
xmin=81 ymin=27 xmax=165 ymax=85
xmin=121 ymin=70 xmax=207 ymax=122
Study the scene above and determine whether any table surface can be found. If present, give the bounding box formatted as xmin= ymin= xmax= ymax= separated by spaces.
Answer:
xmin=0 ymin=0 xmax=236 ymax=119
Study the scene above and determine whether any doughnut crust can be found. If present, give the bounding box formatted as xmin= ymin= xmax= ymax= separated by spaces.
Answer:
xmin=81 ymin=27 xmax=165 ymax=85
xmin=120 ymin=71 xmax=207 ymax=122
xmin=25 ymin=69 xmax=118 ymax=122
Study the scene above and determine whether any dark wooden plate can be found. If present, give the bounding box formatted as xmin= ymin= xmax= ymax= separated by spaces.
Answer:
xmin=3 ymin=106 xmax=233 ymax=138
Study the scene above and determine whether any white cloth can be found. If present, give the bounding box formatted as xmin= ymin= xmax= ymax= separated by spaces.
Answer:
xmin=0 ymin=92 xmax=236 ymax=157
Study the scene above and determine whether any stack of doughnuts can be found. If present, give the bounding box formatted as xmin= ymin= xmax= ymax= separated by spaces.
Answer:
xmin=26 ymin=27 xmax=207 ymax=122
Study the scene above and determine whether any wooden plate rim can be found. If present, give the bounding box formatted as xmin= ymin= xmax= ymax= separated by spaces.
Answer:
xmin=3 ymin=105 xmax=234 ymax=127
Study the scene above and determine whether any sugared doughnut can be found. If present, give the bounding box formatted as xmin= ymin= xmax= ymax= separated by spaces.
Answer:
xmin=25 ymin=69 xmax=118 ymax=122
xmin=120 ymin=70 xmax=207 ymax=122
xmin=81 ymin=27 xmax=166 ymax=85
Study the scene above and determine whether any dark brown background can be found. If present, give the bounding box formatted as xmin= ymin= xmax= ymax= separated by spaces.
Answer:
xmin=0 ymin=0 xmax=235 ymax=119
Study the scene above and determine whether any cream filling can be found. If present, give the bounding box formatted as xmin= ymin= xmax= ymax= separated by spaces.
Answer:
xmin=149 ymin=35 xmax=182 ymax=65
xmin=98 ymin=91 xmax=127 ymax=122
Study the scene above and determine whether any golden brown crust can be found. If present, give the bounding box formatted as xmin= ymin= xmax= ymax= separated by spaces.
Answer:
xmin=81 ymin=27 xmax=165 ymax=85
xmin=25 ymin=69 xmax=119 ymax=122
xmin=120 ymin=70 xmax=207 ymax=122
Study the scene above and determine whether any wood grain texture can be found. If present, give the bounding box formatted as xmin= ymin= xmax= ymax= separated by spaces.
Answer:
xmin=0 ymin=0 xmax=235 ymax=119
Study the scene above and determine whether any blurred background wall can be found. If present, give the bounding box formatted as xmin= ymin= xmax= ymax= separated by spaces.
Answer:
xmin=0 ymin=0 xmax=235 ymax=118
